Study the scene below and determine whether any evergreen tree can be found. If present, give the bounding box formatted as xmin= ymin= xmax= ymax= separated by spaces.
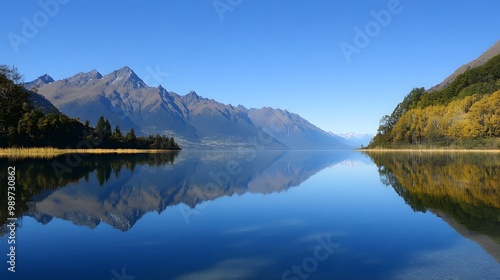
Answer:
xmin=113 ymin=125 xmax=122 ymax=139
xmin=125 ymin=128 xmax=136 ymax=142
xmin=0 ymin=65 xmax=31 ymax=146
xmin=95 ymin=116 xmax=106 ymax=133
xmin=84 ymin=120 xmax=90 ymax=130
xmin=169 ymin=136 xmax=175 ymax=148
xmin=104 ymin=119 xmax=112 ymax=138
xmin=0 ymin=66 xmax=182 ymax=150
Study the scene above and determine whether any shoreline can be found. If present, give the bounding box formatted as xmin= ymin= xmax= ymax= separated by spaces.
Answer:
xmin=0 ymin=147 xmax=180 ymax=158
xmin=359 ymin=148 xmax=500 ymax=153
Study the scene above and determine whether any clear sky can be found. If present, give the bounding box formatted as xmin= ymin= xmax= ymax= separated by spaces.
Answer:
xmin=1 ymin=0 xmax=500 ymax=134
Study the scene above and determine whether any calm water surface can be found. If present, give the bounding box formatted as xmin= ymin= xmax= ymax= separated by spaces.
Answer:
xmin=0 ymin=151 xmax=499 ymax=279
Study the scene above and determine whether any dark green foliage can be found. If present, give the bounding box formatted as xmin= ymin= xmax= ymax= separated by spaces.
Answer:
xmin=418 ymin=54 xmax=500 ymax=107
xmin=125 ymin=128 xmax=136 ymax=143
xmin=16 ymin=111 xmax=86 ymax=147
xmin=95 ymin=116 xmax=116 ymax=142
xmin=0 ymin=152 xmax=179 ymax=227
xmin=95 ymin=116 xmax=106 ymax=135
xmin=370 ymin=54 xmax=500 ymax=148
xmin=0 ymin=65 xmax=31 ymax=146
xmin=457 ymin=81 xmax=498 ymax=99
xmin=84 ymin=120 xmax=90 ymax=130
xmin=81 ymin=119 xmax=180 ymax=149
xmin=0 ymin=66 xmax=87 ymax=147
xmin=112 ymin=125 xmax=122 ymax=141
xmin=104 ymin=119 xmax=112 ymax=138
xmin=0 ymin=65 xmax=181 ymax=150
xmin=78 ymin=119 xmax=181 ymax=149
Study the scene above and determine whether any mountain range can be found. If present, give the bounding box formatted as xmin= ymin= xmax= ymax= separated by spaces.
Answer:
xmin=332 ymin=132 xmax=373 ymax=147
xmin=25 ymin=67 xmax=357 ymax=149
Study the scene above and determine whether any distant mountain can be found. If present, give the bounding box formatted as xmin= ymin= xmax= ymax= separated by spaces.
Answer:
xmin=177 ymin=92 xmax=287 ymax=149
xmin=248 ymin=107 xmax=351 ymax=150
xmin=29 ymin=90 xmax=60 ymax=114
xmin=24 ymin=73 xmax=54 ymax=90
xmin=428 ymin=40 xmax=500 ymax=92
xmin=21 ymin=74 xmax=60 ymax=114
xmin=27 ymin=67 xmax=348 ymax=150
xmin=332 ymin=132 xmax=373 ymax=147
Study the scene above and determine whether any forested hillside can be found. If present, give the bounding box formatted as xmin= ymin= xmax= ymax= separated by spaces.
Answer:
xmin=369 ymin=54 xmax=500 ymax=148
xmin=0 ymin=66 xmax=180 ymax=150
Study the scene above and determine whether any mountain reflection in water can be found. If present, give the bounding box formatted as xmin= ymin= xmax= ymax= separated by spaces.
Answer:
xmin=1 ymin=150 xmax=499 ymax=279
xmin=0 ymin=150 xmax=352 ymax=232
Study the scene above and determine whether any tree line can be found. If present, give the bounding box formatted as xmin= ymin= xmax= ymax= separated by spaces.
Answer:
xmin=371 ymin=91 xmax=500 ymax=148
xmin=369 ymin=54 xmax=500 ymax=148
xmin=0 ymin=152 xmax=179 ymax=234
xmin=0 ymin=65 xmax=181 ymax=150
xmin=88 ymin=116 xmax=181 ymax=149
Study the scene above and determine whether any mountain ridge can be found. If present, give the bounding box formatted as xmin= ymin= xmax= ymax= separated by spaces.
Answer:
xmin=428 ymin=40 xmax=500 ymax=92
xmin=26 ymin=67 xmax=350 ymax=150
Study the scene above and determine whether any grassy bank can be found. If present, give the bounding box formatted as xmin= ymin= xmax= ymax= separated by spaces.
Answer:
xmin=360 ymin=148 xmax=500 ymax=153
xmin=0 ymin=147 xmax=178 ymax=159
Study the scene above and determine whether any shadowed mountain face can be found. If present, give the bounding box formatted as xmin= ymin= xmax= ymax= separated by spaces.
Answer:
xmin=0 ymin=151 xmax=352 ymax=232
xmin=28 ymin=91 xmax=60 ymax=114
xmin=22 ymin=74 xmax=59 ymax=114
xmin=25 ymin=67 xmax=348 ymax=150
xmin=366 ymin=151 xmax=500 ymax=262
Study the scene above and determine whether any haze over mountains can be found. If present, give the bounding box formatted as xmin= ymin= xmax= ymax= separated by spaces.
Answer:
xmin=333 ymin=132 xmax=373 ymax=147
xmin=25 ymin=67 xmax=358 ymax=149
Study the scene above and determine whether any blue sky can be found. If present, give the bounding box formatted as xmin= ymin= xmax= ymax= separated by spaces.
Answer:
xmin=1 ymin=0 xmax=500 ymax=134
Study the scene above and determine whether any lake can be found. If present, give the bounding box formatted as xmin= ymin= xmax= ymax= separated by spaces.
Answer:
xmin=1 ymin=150 xmax=499 ymax=279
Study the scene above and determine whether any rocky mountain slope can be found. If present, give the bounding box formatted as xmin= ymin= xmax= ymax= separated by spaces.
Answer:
xmin=428 ymin=40 xmax=500 ymax=92
xmin=27 ymin=67 xmax=349 ymax=150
